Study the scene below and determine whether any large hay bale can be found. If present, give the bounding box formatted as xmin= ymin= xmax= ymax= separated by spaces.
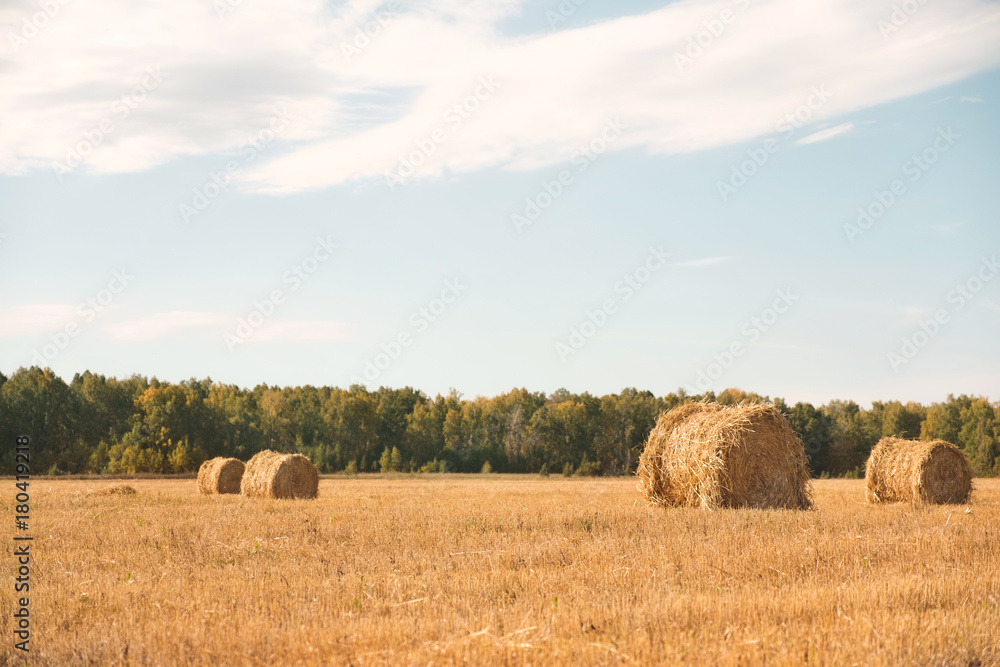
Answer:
xmin=637 ymin=402 xmax=812 ymax=510
xmin=865 ymin=437 xmax=972 ymax=504
xmin=241 ymin=450 xmax=319 ymax=500
xmin=197 ymin=457 xmax=245 ymax=495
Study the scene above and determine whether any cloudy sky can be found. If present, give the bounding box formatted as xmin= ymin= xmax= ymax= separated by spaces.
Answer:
xmin=1 ymin=0 xmax=998 ymax=405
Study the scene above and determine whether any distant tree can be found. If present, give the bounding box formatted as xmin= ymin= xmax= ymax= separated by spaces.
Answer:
xmin=374 ymin=386 xmax=425 ymax=465
xmin=876 ymin=400 xmax=924 ymax=439
xmin=1 ymin=367 xmax=76 ymax=473
xmin=958 ymin=398 xmax=999 ymax=475
xmin=920 ymin=395 xmax=968 ymax=444
xmin=390 ymin=446 xmax=404 ymax=472
xmin=1 ymin=368 xmax=996 ymax=478
xmin=784 ymin=402 xmax=833 ymax=475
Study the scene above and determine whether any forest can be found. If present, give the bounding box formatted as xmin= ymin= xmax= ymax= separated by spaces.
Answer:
xmin=1 ymin=366 xmax=997 ymax=478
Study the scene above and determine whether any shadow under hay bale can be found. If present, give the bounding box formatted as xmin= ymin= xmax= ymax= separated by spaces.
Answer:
xmin=637 ymin=402 xmax=812 ymax=510
xmin=865 ymin=437 xmax=972 ymax=505
xmin=197 ymin=457 xmax=245 ymax=495
xmin=241 ymin=450 xmax=319 ymax=500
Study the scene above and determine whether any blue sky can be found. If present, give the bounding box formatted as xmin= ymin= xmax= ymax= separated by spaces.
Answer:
xmin=1 ymin=0 xmax=999 ymax=406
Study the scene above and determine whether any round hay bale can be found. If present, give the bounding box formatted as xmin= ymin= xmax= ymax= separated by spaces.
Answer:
xmin=240 ymin=449 xmax=319 ymax=500
xmin=197 ymin=457 xmax=245 ymax=495
xmin=865 ymin=437 xmax=972 ymax=504
xmin=636 ymin=402 xmax=812 ymax=510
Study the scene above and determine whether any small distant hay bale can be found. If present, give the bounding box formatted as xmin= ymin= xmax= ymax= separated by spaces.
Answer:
xmin=90 ymin=483 xmax=137 ymax=497
xmin=241 ymin=450 xmax=319 ymax=500
xmin=637 ymin=402 xmax=812 ymax=510
xmin=197 ymin=457 xmax=245 ymax=495
xmin=865 ymin=437 xmax=972 ymax=504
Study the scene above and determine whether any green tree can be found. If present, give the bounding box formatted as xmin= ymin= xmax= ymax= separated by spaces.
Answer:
xmin=0 ymin=367 xmax=76 ymax=473
xmin=784 ymin=402 xmax=833 ymax=475
xmin=957 ymin=398 xmax=999 ymax=475
xmin=390 ymin=445 xmax=404 ymax=472
xmin=920 ymin=395 xmax=968 ymax=444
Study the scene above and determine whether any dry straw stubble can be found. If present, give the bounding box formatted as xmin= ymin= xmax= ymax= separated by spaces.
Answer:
xmin=865 ymin=437 xmax=972 ymax=504
xmin=241 ymin=449 xmax=319 ymax=499
xmin=197 ymin=457 xmax=245 ymax=495
xmin=88 ymin=483 xmax=137 ymax=496
xmin=637 ymin=402 xmax=812 ymax=510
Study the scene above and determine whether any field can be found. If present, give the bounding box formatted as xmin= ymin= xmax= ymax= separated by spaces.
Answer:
xmin=3 ymin=476 xmax=1000 ymax=666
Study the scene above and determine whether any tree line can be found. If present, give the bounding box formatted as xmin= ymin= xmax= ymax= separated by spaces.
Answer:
xmin=1 ymin=366 xmax=998 ymax=478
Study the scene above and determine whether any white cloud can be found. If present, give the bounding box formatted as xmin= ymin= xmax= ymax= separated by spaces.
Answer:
xmin=103 ymin=311 xmax=230 ymax=340
xmin=796 ymin=122 xmax=855 ymax=145
xmin=0 ymin=304 xmax=80 ymax=338
xmin=960 ymin=96 xmax=985 ymax=103
xmin=1 ymin=0 xmax=999 ymax=191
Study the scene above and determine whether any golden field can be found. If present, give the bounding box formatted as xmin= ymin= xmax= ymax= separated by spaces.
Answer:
xmin=2 ymin=476 xmax=999 ymax=666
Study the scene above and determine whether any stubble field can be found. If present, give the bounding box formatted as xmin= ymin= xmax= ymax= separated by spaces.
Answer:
xmin=2 ymin=476 xmax=999 ymax=666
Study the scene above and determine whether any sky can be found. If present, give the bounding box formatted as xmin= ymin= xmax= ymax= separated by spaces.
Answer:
xmin=1 ymin=0 xmax=998 ymax=406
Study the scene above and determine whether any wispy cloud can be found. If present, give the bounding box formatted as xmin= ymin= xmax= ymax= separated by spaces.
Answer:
xmin=0 ymin=304 xmax=81 ymax=338
xmin=673 ymin=256 xmax=733 ymax=268
xmin=103 ymin=311 xmax=230 ymax=341
xmin=923 ymin=221 xmax=967 ymax=235
xmin=960 ymin=96 xmax=985 ymax=103
xmin=796 ymin=122 xmax=854 ymax=146
xmin=1 ymin=0 xmax=999 ymax=192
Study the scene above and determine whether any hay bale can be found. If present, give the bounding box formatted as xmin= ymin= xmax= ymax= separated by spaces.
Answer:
xmin=637 ymin=402 xmax=812 ymax=510
xmin=865 ymin=437 xmax=972 ymax=504
xmin=240 ymin=450 xmax=319 ymax=500
xmin=197 ymin=457 xmax=245 ymax=495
